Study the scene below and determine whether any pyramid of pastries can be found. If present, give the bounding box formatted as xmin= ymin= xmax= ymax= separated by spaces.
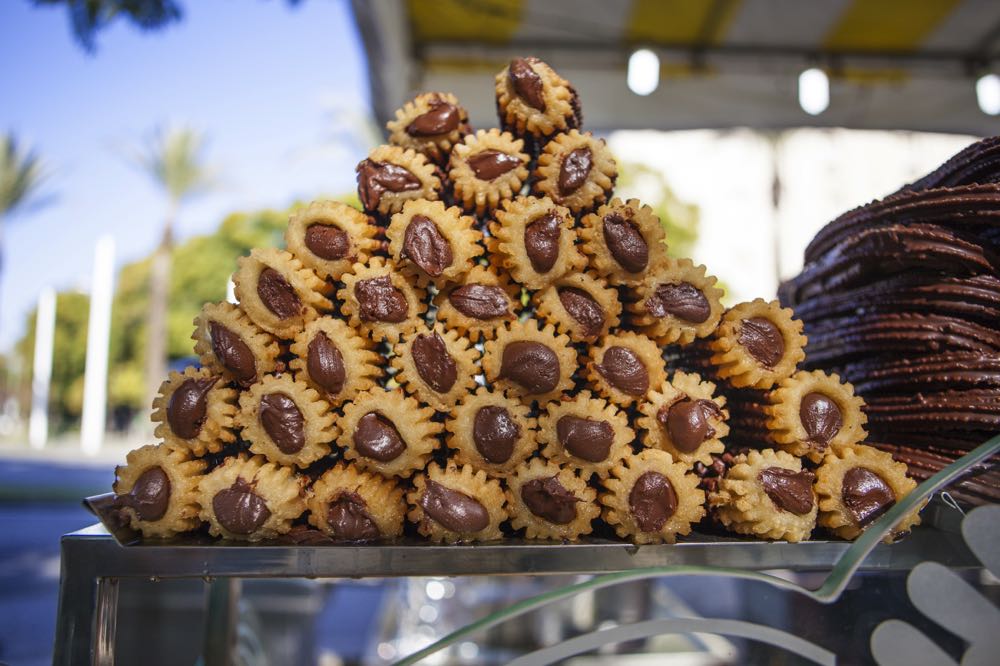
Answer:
xmin=780 ymin=137 xmax=1000 ymax=505
xmin=111 ymin=58 xmax=923 ymax=545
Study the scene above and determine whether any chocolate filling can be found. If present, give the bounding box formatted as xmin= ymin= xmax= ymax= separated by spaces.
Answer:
xmin=629 ymin=471 xmax=678 ymax=532
xmin=659 ymin=398 xmax=721 ymax=453
xmin=499 ymin=341 xmax=560 ymax=394
xmin=842 ymin=467 xmax=895 ymax=527
xmin=468 ymin=150 xmax=522 ymax=180
xmin=521 ymin=475 xmax=579 ymax=524
xmin=259 ymin=392 xmax=305 ymax=454
xmin=738 ymin=317 xmax=784 ymax=368
xmin=213 ymin=478 xmax=270 ymax=535
xmin=307 ymin=332 xmax=346 ymax=397
xmin=602 ymin=213 xmax=648 ymax=273
xmin=556 ymin=415 xmax=614 ymax=462
xmin=356 ymin=159 xmax=422 ymax=211
xmin=208 ymin=322 xmax=257 ymax=388
xmin=557 ymin=287 xmax=605 ymax=339
xmin=355 ymin=275 xmax=408 ymax=323
xmin=406 ymin=99 xmax=460 ymax=136
xmin=167 ymin=376 xmax=217 ymax=440
xmin=257 ymin=267 xmax=302 ymax=320
xmin=473 ymin=405 xmax=520 ymax=463
xmin=508 ymin=57 xmax=545 ymax=110
xmin=353 ymin=412 xmax=406 ymax=462
xmin=420 ymin=480 xmax=490 ymax=533
xmin=449 ymin=284 xmax=510 ymax=320
xmin=759 ymin=467 xmax=816 ymax=515
xmin=120 ymin=466 xmax=171 ymax=521
xmin=304 ymin=224 xmax=350 ymax=261
xmin=558 ymin=147 xmax=592 ymax=195
xmin=403 ymin=215 xmax=453 ymax=277
xmin=596 ymin=346 xmax=649 ymax=396
xmin=523 ymin=211 xmax=561 ymax=273
xmin=645 ymin=282 xmax=710 ymax=323
xmin=411 ymin=331 xmax=458 ymax=393
xmin=800 ymin=392 xmax=843 ymax=445
xmin=328 ymin=491 xmax=380 ymax=541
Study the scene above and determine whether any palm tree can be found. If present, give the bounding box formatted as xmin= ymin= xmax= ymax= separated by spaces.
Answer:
xmin=0 ymin=133 xmax=49 ymax=323
xmin=133 ymin=126 xmax=214 ymax=405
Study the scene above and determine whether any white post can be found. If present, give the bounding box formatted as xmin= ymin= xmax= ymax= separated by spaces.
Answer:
xmin=81 ymin=235 xmax=116 ymax=456
xmin=28 ymin=287 xmax=56 ymax=449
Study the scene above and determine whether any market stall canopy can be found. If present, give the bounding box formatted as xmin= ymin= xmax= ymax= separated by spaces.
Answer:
xmin=351 ymin=0 xmax=1000 ymax=136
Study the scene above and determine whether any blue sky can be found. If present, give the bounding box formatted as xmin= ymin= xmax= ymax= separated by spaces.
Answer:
xmin=0 ymin=0 xmax=373 ymax=350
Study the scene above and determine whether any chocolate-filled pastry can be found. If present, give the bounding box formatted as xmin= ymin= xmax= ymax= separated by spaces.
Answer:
xmin=494 ymin=57 xmax=580 ymax=142
xmin=233 ymin=247 xmax=330 ymax=339
xmin=766 ymin=370 xmax=867 ymax=462
xmin=392 ymin=323 xmax=480 ymax=412
xmin=532 ymin=130 xmax=617 ymax=215
xmin=537 ymin=390 xmax=633 ymax=480
xmin=709 ymin=449 xmax=817 ymax=543
xmin=434 ymin=264 xmax=520 ymax=341
xmin=386 ymin=92 xmax=471 ymax=165
xmin=338 ymin=256 xmax=427 ymax=343
xmin=285 ymin=200 xmax=380 ymax=282
xmin=449 ymin=129 xmax=530 ymax=216
xmin=708 ymin=299 xmax=807 ymax=389
xmin=192 ymin=301 xmax=280 ymax=388
xmin=356 ymin=144 xmax=442 ymax=217
xmin=600 ymin=449 xmax=706 ymax=544
xmin=815 ymin=444 xmax=921 ymax=542
xmin=407 ymin=462 xmax=507 ymax=543
xmin=197 ymin=453 xmax=307 ymax=541
xmin=385 ymin=199 xmax=482 ymax=288
xmin=637 ymin=371 xmax=729 ymax=468
xmin=506 ymin=458 xmax=599 ymax=540
xmin=307 ymin=462 xmax=406 ymax=541
xmin=289 ymin=317 xmax=381 ymax=408
xmin=534 ymin=271 xmax=621 ymax=343
xmin=482 ymin=319 xmax=577 ymax=405
xmin=447 ymin=386 xmax=537 ymax=478
xmin=490 ymin=195 xmax=586 ymax=290
xmin=339 ymin=387 xmax=442 ymax=478
xmin=151 ymin=366 xmax=237 ymax=456
xmin=586 ymin=331 xmax=667 ymax=407
xmin=236 ymin=374 xmax=338 ymax=469
xmin=580 ymin=198 xmax=669 ymax=286
xmin=113 ymin=443 xmax=206 ymax=538
xmin=631 ymin=258 xmax=725 ymax=345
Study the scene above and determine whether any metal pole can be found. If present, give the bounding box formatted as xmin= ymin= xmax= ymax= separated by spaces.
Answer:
xmin=28 ymin=286 xmax=56 ymax=449
xmin=81 ymin=235 xmax=115 ymax=456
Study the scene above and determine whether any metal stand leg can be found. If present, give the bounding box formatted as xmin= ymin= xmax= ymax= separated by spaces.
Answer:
xmin=94 ymin=578 xmax=119 ymax=666
xmin=203 ymin=578 xmax=242 ymax=666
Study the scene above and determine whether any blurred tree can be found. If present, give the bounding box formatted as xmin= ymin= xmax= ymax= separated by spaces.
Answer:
xmin=33 ymin=0 xmax=306 ymax=52
xmin=130 ymin=125 xmax=215 ymax=408
xmin=31 ymin=0 xmax=183 ymax=52
xmin=0 ymin=132 xmax=50 ymax=325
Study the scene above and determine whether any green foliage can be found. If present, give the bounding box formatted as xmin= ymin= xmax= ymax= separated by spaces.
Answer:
xmin=615 ymin=162 xmax=700 ymax=260
xmin=31 ymin=0 xmax=183 ymax=52
xmin=0 ymin=132 xmax=48 ymax=218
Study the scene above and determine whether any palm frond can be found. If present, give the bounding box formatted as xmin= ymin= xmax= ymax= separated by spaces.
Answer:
xmin=133 ymin=125 xmax=216 ymax=204
xmin=0 ymin=133 xmax=49 ymax=218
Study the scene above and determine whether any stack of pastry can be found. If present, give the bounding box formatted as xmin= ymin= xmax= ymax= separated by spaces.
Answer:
xmin=780 ymin=138 xmax=1000 ymax=506
xmin=111 ymin=57 xmax=922 ymax=545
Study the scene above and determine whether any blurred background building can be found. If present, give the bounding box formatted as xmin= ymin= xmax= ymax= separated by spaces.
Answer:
xmin=1 ymin=0 xmax=998 ymax=664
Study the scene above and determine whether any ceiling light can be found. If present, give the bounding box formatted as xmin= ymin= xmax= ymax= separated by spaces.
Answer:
xmin=798 ymin=67 xmax=829 ymax=116
xmin=628 ymin=49 xmax=659 ymax=96
xmin=976 ymin=73 xmax=1000 ymax=116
